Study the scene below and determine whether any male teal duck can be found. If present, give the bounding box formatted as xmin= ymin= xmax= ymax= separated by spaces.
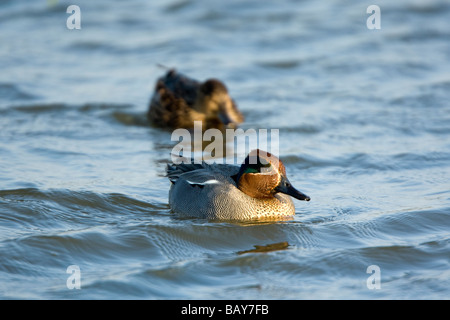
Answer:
xmin=148 ymin=69 xmax=244 ymax=130
xmin=166 ymin=149 xmax=310 ymax=220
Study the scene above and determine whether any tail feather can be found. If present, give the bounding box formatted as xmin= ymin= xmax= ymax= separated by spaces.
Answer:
xmin=166 ymin=155 xmax=210 ymax=184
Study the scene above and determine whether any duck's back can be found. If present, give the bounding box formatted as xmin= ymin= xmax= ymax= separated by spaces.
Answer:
xmin=158 ymin=70 xmax=199 ymax=106
xmin=148 ymin=70 xmax=201 ymax=128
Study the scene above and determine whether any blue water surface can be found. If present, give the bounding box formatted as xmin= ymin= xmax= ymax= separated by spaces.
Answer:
xmin=0 ymin=0 xmax=449 ymax=299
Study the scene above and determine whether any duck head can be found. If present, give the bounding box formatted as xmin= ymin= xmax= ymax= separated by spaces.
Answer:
xmin=236 ymin=149 xmax=311 ymax=201
xmin=195 ymin=79 xmax=244 ymax=128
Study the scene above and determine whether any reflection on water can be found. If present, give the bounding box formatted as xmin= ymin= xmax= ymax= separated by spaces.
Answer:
xmin=112 ymin=111 xmax=150 ymax=127
xmin=238 ymin=241 xmax=290 ymax=255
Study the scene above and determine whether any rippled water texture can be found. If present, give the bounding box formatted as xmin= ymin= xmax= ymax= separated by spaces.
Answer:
xmin=1 ymin=0 xmax=449 ymax=299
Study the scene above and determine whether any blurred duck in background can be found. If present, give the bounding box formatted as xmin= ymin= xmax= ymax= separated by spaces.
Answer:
xmin=148 ymin=69 xmax=244 ymax=130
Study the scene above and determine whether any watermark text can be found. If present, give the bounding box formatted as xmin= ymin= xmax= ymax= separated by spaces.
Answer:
xmin=66 ymin=265 xmax=81 ymax=289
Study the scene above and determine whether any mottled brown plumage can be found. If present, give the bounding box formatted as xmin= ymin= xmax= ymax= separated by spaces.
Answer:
xmin=148 ymin=69 xmax=244 ymax=130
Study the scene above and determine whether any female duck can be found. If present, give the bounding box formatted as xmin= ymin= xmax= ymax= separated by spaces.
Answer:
xmin=148 ymin=69 xmax=244 ymax=130
xmin=166 ymin=149 xmax=310 ymax=220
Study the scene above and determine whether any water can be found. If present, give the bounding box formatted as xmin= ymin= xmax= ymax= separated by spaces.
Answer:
xmin=1 ymin=0 xmax=449 ymax=299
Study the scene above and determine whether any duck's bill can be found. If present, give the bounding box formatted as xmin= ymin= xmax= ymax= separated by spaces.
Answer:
xmin=275 ymin=176 xmax=311 ymax=201
xmin=283 ymin=186 xmax=311 ymax=201
xmin=218 ymin=102 xmax=242 ymax=127
xmin=218 ymin=111 xmax=238 ymax=127
xmin=289 ymin=188 xmax=311 ymax=201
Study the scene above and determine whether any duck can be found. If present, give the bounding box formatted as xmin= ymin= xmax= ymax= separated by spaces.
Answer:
xmin=166 ymin=149 xmax=310 ymax=220
xmin=147 ymin=69 xmax=244 ymax=130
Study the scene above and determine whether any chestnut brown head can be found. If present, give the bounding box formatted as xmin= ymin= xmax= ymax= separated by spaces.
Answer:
xmin=236 ymin=149 xmax=310 ymax=201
